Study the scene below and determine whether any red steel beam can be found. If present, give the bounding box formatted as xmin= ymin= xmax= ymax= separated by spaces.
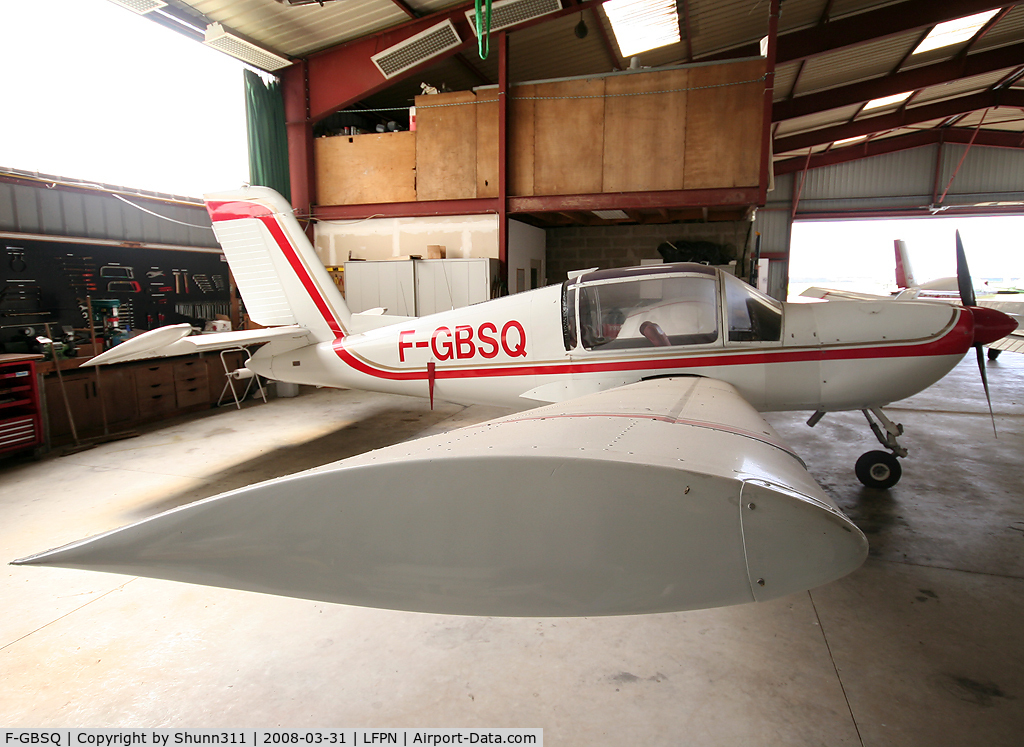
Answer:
xmin=313 ymin=188 xmax=762 ymax=221
xmin=498 ymin=30 xmax=509 ymax=290
xmin=758 ymin=0 xmax=780 ymax=206
xmin=772 ymin=127 xmax=1024 ymax=175
xmin=508 ymin=188 xmax=761 ymax=213
xmin=281 ymin=60 xmax=316 ymax=224
xmin=303 ymin=0 xmax=601 ymax=123
xmin=705 ymin=0 xmax=1008 ymax=65
xmin=773 ymin=88 xmax=1024 ymax=154
xmin=773 ymin=42 xmax=1024 ymax=122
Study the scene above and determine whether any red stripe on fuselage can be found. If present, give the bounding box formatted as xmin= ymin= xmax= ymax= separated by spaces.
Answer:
xmin=331 ymin=310 xmax=973 ymax=382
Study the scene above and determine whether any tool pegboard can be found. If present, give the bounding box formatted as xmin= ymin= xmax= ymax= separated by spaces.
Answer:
xmin=0 ymin=238 xmax=231 ymax=346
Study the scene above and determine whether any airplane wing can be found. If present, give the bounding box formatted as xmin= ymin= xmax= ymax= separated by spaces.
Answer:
xmin=14 ymin=376 xmax=867 ymax=617
xmin=986 ymin=329 xmax=1024 ymax=354
xmin=84 ymin=323 xmax=312 ymax=366
xmin=800 ymin=286 xmax=893 ymax=301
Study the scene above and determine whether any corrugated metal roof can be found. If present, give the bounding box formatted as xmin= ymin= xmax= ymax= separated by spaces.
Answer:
xmin=828 ymin=0 xmax=909 ymax=22
xmin=772 ymin=61 xmax=801 ymax=100
xmin=190 ymin=0 xmax=407 ymax=57
xmin=955 ymin=108 xmax=1024 ymax=131
xmin=509 ymin=12 xmax=618 ymax=81
xmin=774 ymin=0 xmax=829 ymax=34
xmin=794 ymin=31 xmax=917 ymax=96
xmin=911 ymin=69 xmax=1012 ymax=107
xmin=773 ymin=104 xmax=863 ymax=139
xmin=686 ymin=0 xmax=767 ymax=58
xmin=972 ymin=5 xmax=1024 ymax=53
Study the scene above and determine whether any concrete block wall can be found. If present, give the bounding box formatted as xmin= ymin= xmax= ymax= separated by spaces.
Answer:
xmin=545 ymin=221 xmax=753 ymax=284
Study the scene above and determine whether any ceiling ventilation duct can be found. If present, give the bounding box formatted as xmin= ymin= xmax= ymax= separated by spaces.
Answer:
xmin=371 ymin=20 xmax=463 ymax=80
xmin=106 ymin=0 xmax=167 ymax=14
xmin=465 ymin=0 xmax=563 ymax=34
xmin=203 ymin=22 xmax=292 ymax=72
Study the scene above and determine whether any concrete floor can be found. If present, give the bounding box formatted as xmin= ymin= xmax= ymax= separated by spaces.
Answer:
xmin=2 ymin=355 xmax=1022 ymax=744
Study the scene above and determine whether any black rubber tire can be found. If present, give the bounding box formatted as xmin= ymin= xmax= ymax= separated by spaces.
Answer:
xmin=855 ymin=450 xmax=902 ymax=489
xmin=988 ymin=347 xmax=1001 ymax=361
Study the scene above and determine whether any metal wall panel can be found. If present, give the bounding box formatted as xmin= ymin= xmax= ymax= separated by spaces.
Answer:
xmin=0 ymin=174 xmax=218 ymax=249
xmin=798 ymin=146 xmax=939 ymax=200
xmin=936 ymin=144 xmax=1024 ymax=198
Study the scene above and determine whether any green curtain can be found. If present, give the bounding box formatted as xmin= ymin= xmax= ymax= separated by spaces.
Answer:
xmin=244 ymin=69 xmax=291 ymax=202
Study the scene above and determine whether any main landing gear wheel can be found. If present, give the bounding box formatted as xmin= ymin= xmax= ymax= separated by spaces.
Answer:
xmin=855 ymin=450 xmax=902 ymax=489
xmin=988 ymin=347 xmax=1001 ymax=361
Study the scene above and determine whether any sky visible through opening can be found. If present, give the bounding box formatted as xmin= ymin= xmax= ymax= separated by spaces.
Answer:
xmin=0 ymin=0 xmax=249 ymax=198
xmin=788 ymin=216 xmax=1024 ymax=300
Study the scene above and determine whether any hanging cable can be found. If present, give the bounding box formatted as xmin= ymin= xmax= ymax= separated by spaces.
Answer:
xmin=474 ymin=0 xmax=493 ymax=60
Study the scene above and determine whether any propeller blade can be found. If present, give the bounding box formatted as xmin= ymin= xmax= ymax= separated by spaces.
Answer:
xmin=975 ymin=343 xmax=997 ymax=437
xmin=956 ymin=231 xmax=976 ymax=307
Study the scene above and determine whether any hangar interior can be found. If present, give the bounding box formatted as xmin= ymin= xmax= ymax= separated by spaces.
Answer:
xmin=2 ymin=0 xmax=1023 ymax=743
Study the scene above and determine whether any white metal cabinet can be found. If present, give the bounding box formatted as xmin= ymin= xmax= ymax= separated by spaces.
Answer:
xmin=344 ymin=258 xmax=498 ymax=316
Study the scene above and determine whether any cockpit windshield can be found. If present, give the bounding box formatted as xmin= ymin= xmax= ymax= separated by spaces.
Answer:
xmin=564 ymin=266 xmax=720 ymax=350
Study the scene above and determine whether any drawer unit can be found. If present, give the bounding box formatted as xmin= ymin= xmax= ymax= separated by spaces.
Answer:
xmin=135 ymin=363 xmax=175 ymax=389
xmin=137 ymin=387 xmax=177 ymax=418
xmin=173 ymin=359 xmax=207 ymax=382
xmin=0 ymin=415 xmax=38 ymax=451
xmin=175 ymin=378 xmax=210 ymax=408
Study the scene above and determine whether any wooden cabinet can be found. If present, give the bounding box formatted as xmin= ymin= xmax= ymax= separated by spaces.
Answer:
xmin=43 ymin=352 xmax=245 ymax=445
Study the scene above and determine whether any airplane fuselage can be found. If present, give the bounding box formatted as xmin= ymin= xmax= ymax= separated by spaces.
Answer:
xmin=249 ymin=268 xmax=973 ymax=415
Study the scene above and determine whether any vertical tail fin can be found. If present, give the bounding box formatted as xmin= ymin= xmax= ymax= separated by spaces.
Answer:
xmin=203 ymin=187 xmax=350 ymax=342
xmin=894 ymin=239 xmax=916 ymax=289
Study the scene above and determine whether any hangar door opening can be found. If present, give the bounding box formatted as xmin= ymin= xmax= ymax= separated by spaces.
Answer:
xmin=787 ymin=215 xmax=1024 ymax=301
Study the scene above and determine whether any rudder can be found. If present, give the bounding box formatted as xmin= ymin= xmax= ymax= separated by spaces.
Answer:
xmin=204 ymin=186 xmax=350 ymax=342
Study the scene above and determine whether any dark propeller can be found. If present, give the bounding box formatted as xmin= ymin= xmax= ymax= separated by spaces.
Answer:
xmin=956 ymin=231 xmax=996 ymax=435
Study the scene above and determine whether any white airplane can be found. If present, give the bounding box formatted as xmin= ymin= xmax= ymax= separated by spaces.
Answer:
xmin=893 ymin=238 xmax=1024 ymax=358
xmin=11 ymin=188 xmax=1017 ymax=618
xmin=804 ymin=238 xmax=1024 ymax=357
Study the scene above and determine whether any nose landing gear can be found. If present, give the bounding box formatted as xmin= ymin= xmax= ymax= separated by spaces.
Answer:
xmin=856 ymin=407 xmax=906 ymax=489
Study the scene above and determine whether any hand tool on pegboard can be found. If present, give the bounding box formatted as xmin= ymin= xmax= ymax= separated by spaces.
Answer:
xmin=7 ymin=247 xmax=27 ymax=272
xmin=100 ymin=265 xmax=134 ymax=279
xmin=193 ymin=274 xmax=214 ymax=293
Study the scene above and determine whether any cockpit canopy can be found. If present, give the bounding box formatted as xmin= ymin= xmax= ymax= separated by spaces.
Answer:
xmin=562 ymin=263 xmax=782 ymax=351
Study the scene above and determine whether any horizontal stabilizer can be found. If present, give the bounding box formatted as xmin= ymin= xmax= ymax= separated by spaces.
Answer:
xmin=14 ymin=377 xmax=866 ymax=617
xmin=86 ymin=324 xmax=311 ymax=366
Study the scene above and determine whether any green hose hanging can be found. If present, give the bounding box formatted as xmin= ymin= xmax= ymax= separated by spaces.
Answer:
xmin=474 ymin=0 xmax=493 ymax=60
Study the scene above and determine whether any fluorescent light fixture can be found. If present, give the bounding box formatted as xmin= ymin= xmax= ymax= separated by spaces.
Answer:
xmin=204 ymin=22 xmax=292 ymax=72
xmin=834 ymin=135 xmax=867 ymax=146
xmin=592 ymin=210 xmax=630 ymax=220
xmin=604 ymin=0 xmax=681 ymax=58
xmin=863 ymin=91 xmax=912 ymax=111
xmin=912 ymin=9 xmax=1000 ymax=55
xmin=106 ymin=0 xmax=167 ymax=14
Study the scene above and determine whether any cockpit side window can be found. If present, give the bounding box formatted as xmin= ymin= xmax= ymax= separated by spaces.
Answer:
xmin=722 ymin=272 xmax=782 ymax=342
xmin=576 ymin=275 xmax=719 ymax=350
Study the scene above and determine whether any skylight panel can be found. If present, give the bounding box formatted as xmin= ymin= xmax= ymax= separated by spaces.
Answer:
xmin=604 ymin=0 xmax=681 ymax=58
xmin=863 ymin=91 xmax=912 ymax=111
xmin=912 ymin=9 xmax=1000 ymax=55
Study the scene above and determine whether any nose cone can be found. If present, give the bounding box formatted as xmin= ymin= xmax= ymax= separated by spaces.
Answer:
xmin=740 ymin=481 xmax=868 ymax=601
xmin=970 ymin=306 xmax=1018 ymax=346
